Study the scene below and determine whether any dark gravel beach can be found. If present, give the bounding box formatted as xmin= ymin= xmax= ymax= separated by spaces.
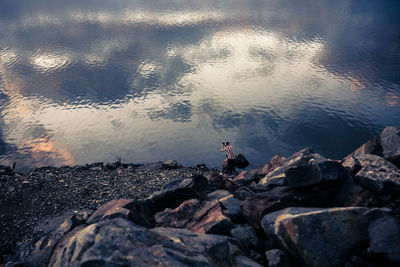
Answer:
xmin=0 ymin=161 xmax=217 ymax=258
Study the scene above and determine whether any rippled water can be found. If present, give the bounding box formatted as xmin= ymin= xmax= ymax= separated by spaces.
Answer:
xmin=0 ymin=0 xmax=399 ymax=171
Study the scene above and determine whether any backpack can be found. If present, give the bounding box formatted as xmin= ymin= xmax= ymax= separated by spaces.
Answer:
xmin=234 ymin=154 xmax=249 ymax=169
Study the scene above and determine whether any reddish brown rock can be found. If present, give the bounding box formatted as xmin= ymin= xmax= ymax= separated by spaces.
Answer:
xmin=155 ymin=199 xmax=233 ymax=235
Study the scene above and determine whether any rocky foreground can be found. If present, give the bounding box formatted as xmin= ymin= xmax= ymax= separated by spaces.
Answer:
xmin=2 ymin=126 xmax=400 ymax=266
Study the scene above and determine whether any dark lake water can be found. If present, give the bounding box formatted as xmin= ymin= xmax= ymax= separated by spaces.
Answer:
xmin=0 ymin=0 xmax=399 ymax=171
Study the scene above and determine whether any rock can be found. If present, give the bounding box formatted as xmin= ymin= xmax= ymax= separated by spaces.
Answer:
xmin=233 ymin=169 xmax=259 ymax=187
xmin=348 ymin=125 xmax=400 ymax=168
xmin=49 ymin=218 xmax=245 ymax=266
xmin=368 ymin=216 xmax=400 ymax=264
xmin=87 ymin=199 xmax=155 ymax=227
xmin=241 ymin=186 xmax=312 ymax=231
xmin=207 ymin=173 xmax=227 ymax=188
xmin=207 ymin=190 xmax=232 ymax=201
xmin=230 ymin=225 xmax=260 ymax=250
xmin=259 ymin=148 xmax=315 ymax=184
xmin=105 ymin=161 xmax=121 ymax=170
xmin=354 ymin=156 xmax=400 ymax=195
xmin=333 ymin=176 xmax=378 ymax=207
xmin=18 ymin=211 xmax=90 ymax=266
xmin=342 ymin=154 xmax=390 ymax=176
xmin=155 ymin=199 xmax=234 ymax=235
xmin=163 ymin=160 xmax=180 ymax=169
xmin=261 ymin=207 xmax=386 ymax=267
xmin=257 ymin=155 xmax=286 ymax=178
xmin=265 ymin=249 xmax=290 ymax=267
xmin=88 ymin=162 xmax=103 ymax=171
xmin=380 ymin=126 xmax=400 ymax=167
xmin=219 ymin=195 xmax=243 ymax=223
xmin=285 ymin=154 xmax=348 ymax=188
xmin=233 ymin=255 xmax=263 ymax=267
xmin=147 ymin=175 xmax=209 ymax=212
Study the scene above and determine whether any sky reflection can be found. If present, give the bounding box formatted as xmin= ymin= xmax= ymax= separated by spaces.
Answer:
xmin=0 ymin=0 xmax=399 ymax=171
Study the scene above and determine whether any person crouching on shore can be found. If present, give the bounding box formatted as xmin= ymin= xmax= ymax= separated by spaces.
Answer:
xmin=220 ymin=141 xmax=236 ymax=174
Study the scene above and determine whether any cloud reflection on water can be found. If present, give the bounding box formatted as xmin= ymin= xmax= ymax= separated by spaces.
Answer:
xmin=0 ymin=0 xmax=399 ymax=170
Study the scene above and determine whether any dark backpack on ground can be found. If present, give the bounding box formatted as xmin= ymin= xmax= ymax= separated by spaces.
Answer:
xmin=234 ymin=154 xmax=249 ymax=169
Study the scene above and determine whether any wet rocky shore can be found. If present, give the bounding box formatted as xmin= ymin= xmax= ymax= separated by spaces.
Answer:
xmin=2 ymin=126 xmax=400 ymax=267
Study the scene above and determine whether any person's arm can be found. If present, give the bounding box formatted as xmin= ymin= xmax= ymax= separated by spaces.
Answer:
xmin=220 ymin=145 xmax=226 ymax=152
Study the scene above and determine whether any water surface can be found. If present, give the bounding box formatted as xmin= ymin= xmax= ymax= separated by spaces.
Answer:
xmin=0 ymin=0 xmax=399 ymax=170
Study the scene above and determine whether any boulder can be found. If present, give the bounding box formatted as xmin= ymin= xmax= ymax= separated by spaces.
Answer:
xmin=230 ymin=225 xmax=261 ymax=251
xmin=105 ymin=161 xmax=121 ymax=170
xmin=347 ymin=125 xmax=400 ymax=168
xmin=285 ymin=155 xmax=348 ymax=188
xmin=342 ymin=154 xmax=392 ymax=175
xmin=146 ymin=175 xmax=209 ymax=212
xmin=354 ymin=157 xmax=400 ymax=195
xmin=155 ymin=199 xmax=233 ymax=235
xmin=241 ymin=186 xmax=312 ymax=231
xmin=368 ymin=216 xmax=400 ymax=264
xmin=49 ymin=218 xmax=245 ymax=266
xmin=233 ymin=169 xmax=259 ymax=187
xmin=17 ymin=211 xmax=90 ymax=266
xmin=380 ymin=125 xmax=400 ymax=167
xmin=333 ymin=176 xmax=378 ymax=207
xmin=219 ymin=195 xmax=243 ymax=223
xmin=207 ymin=190 xmax=232 ymax=201
xmin=265 ymin=249 xmax=290 ymax=267
xmin=259 ymin=148 xmax=315 ymax=184
xmin=87 ymin=199 xmax=155 ymax=227
xmin=257 ymin=155 xmax=286 ymax=178
xmin=261 ymin=207 xmax=386 ymax=267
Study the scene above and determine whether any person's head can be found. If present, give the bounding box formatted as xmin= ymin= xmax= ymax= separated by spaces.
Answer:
xmin=225 ymin=141 xmax=230 ymax=145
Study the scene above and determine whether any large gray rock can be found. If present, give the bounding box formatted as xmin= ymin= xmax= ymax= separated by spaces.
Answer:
xmin=354 ymin=156 xmax=400 ymax=195
xmin=219 ymin=195 xmax=243 ymax=223
xmin=285 ymin=155 xmax=348 ymax=188
xmin=155 ymin=199 xmax=234 ymax=235
xmin=18 ymin=212 xmax=90 ymax=266
xmin=347 ymin=125 xmax=400 ymax=168
xmin=86 ymin=198 xmax=155 ymax=227
xmin=368 ymin=216 xmax=400 ymax=264
xmin=266 ymin=148 xmax=315 ymax=177
xmin=146 ymin=174 xmax=209 ymax=212
xmin=381 ymin=125 xmax=400 ymax=167
xmin=233 ymin=169 xmax=259 ymax=187
xmin=230 ymin=226 xmax=260 ymax=250
xmin=256 ymin=155 xmax=286 ymax=178
xmin=241 ymin=187 xmax=312 ymax=231
xmin=259 ymin=148 xmax=347 ymax=189
xmin=49 ymin=218 xmax=245 ymax=266
xmin=261 ymin=207 xmax=386 ymax=267
xmin=333 ymin=175 xmax=378 ymax=207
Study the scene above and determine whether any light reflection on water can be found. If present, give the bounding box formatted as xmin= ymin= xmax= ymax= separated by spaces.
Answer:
xmin=0 ymin=0 xmax=399 ymax=171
